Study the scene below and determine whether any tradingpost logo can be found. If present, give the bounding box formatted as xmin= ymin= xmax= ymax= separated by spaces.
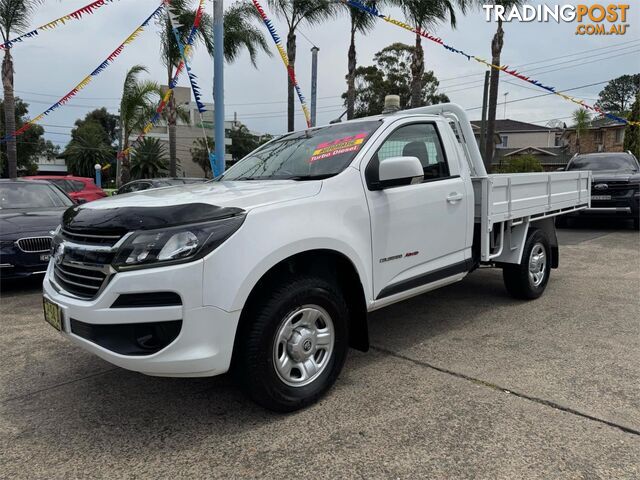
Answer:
xmin=482 ymin=3 xmax=631 ymax=36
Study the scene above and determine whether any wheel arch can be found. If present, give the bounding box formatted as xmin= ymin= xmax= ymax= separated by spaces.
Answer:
xmin=231 ymin=249 xmax=370 ymax=365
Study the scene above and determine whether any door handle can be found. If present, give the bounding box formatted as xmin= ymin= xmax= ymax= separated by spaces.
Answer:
xmin=447 ymin=192 xmax=464 ymax=203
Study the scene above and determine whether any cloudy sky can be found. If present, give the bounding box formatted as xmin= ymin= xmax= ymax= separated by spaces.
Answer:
xmin=9 ymin=0 xmax=640 ymax=147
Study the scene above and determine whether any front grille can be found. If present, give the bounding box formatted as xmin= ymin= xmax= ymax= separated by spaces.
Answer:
xmin=16 ymin=236 xmax=52 ymax=253
xmin=53 ymin=262 xmax=108 ymax=299
xmin=61 ymin=228 xmax=124 ymax=247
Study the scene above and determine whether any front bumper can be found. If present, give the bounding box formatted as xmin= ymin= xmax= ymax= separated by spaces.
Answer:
xmin=43 ymin=259 xmax=240 ymax=377
xmin=0 ymin=246 xmax=49 ymax=279
xmin=570 ymin=191 xmax=639 ymax=218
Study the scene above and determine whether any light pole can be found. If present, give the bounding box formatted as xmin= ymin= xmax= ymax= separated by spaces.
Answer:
xmin=213 ymin=0 xmax=225 ymax=176
xmin=310 ymin=46 xmax=319 ymax=127
xmin=503 ymin=92 xmax=509 ymax=119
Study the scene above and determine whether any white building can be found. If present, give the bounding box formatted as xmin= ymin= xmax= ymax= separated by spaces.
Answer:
xmin=138 ymin=86 xmax=234 ymax=177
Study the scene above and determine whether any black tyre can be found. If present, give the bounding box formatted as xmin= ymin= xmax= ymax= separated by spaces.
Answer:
xmin=503 ymin=229 xmax=551 ymax=300
xmin=235 ymin=275 xmax=349 ymax=412
xmin=633 ymin=216 xmax=639 ymax=230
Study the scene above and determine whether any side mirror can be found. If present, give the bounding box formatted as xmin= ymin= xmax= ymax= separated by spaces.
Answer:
xmin=111 ymin=190 xmax=118 ymax=195
xmin=76 ymin=198 xmax=87 ymax=205
xmin=375 ymin=156 xmax=424 ymax=190
xmin=556 ymin=167 xmax=565 ymax=171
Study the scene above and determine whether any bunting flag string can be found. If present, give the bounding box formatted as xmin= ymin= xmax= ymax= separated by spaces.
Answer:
xmin=167 ymin=6 xmax=206 ymax=113
xmin=342 ymin=0 xmax=639 ymax=127
xmin=251 ymin=0 xmax=312 ymax=128
xmin=0 ymin=4 xmax=165 ymax=143
xmin=121 ymin=0 xmax=207 ymax=159
xmin=1 ymin=0 xmax=120 ymax=51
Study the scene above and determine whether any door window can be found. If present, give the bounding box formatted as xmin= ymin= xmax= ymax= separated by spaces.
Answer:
xmin=369 ymin=123 xmax=450 ymax=183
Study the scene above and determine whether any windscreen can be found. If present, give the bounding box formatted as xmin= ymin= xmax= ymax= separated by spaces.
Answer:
xmin=0 ymin=183 xmax=73 ymax=209
xmin=221 ymin=121 xmax=381 ymax=181
xmin=567 ymin=155 xmax=639 ymax=172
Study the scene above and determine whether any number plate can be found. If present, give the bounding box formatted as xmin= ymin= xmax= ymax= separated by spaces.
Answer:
xmin=40 ymin=254 xmax=50 ymax=262
xmin=591 ymin=195 xmax=611 ymax=201
xmin=43 ymin=298 xmax=62 ymax=332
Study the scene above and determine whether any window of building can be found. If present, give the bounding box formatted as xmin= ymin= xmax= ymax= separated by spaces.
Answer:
xmin=595 ymin=130 xmax=603 ymax=143
xmin=500 ymin=135 xmax=508 ymax=148
xmin=615 ymin=129 xmax=624 ymax=144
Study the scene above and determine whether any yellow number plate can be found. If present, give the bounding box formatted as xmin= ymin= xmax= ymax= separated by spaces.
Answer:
xmin=43 ymin=298 xmax=62 ymax=331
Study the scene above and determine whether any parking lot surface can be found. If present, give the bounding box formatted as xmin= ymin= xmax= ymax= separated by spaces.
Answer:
xmin=1 ymin=220 xmax=639 ymax=479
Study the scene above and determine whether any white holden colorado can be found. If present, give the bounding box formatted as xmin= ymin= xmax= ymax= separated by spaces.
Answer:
xmin=43 ymin=104 xmax=590 ymax=411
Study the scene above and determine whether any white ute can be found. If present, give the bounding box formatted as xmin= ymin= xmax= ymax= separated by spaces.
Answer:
xmin=43 ymin=104 xmax=591 ymax=411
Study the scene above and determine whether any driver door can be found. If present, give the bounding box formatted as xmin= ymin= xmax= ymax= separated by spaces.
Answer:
xmin=363 ymin=120 xmax=471 ymax=300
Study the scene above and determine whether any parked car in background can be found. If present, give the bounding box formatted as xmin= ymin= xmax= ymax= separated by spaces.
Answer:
xmin=558 ymin=152 xmax=639 ymax=229
xmin=115 ymin=177 xmax=207 ymax=195
xmin=0 ymin=180 xmax=73 ymax=279
xmin=23 ymin=175 xmax=107 ymax=203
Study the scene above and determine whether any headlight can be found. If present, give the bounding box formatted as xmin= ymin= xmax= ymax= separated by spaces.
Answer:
xmin=112 ymin=214 xmax=245 ymax=270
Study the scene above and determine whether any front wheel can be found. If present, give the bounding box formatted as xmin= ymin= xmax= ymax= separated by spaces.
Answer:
xmin=503 ymin=229 xmax=551 ymax=300
xmin=235 ymin=275 xmax=349 ymax=412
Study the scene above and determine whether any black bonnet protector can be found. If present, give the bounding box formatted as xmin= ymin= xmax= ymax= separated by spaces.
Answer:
xmin=63 ymin=203 xmax=245 ymax=233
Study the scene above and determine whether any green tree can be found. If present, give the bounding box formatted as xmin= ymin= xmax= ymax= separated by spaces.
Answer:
xmin=159 ymin=0 xmax=270 ymax=176
xmin=64 ymin=122 xmax=115 ymax=177
xmin=119 ymin=65 xmax=162 ymax=185
xmin=623 ymin=93 xmax=640 ymax=159
xmin=267 ymin=0 xmax=337 ymax=131
xmin=596 ymin=74 xmax=640 ymax=115
xmin=0 ymin=0 xmax=42 ymax=179
xmin=130 ymin=137 xmax=168 ymax=179
xmin=76 ymin=107 xmax=119 ymax=146
xmin=495 ymin=154 xmax=543 ymax=173
xmin=343 ymin=0 xmax=382 ymax=120
xmin=572 ymin=108 xmax=591 ymax=154
xmin=229 ymin=124 xmax=272 ymax=162
xmin=344 ymin=43 xmax=449 ymax=118
xmin=0 ymin=98 xmax=51 ymax=176
xmin=391 ymin=0 xmax=465 ymax=108
xmin=480 ymin=0 xmax=528 ymax=172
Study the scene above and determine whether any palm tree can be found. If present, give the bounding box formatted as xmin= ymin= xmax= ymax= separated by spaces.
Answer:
xmin=267 ymin=1 xmax=337 ymax=131
xmin=392 ymin=0 xmax=466 ymax=109
xmin=130 ymin=137 xmax=168 ymax=178
xmin=0 ymin=0 xmax=42 ymax=179
xmin=191 ymin=136 xmax=213 ymax=177
xmin=119 ymin=65 xmax=162 ymax=185
xmin=159 ymin=0 xmax=270 ymax=176
xmin=572 ymin=108 xmax=591 ymax=154
xmin=481 ymin=0 xmax=527 ymax=169
xmin=344 ymin=1 xmax=381 ymax=120
xmin=64 ymin=122 xmax=115 ymax=177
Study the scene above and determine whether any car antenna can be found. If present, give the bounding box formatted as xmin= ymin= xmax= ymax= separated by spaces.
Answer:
xmin=329 ymin=110 xmax=348 ymax=124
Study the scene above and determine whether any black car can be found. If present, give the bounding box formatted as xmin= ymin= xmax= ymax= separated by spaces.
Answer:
xmin=560 ymin=152 xmax=640 ymax=229
xmin=0 ymin=180 xmax=74 ymax=279
xmin=115 ymin=177 xmax=207 ymax=195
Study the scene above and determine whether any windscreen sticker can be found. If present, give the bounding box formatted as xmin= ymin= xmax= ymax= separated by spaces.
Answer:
xmin=309 ymin=133 xmax=368 ymax=163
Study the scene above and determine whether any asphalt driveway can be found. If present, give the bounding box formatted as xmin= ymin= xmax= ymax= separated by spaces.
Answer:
xmin=1 ymin=219 xmax=639 ymax=479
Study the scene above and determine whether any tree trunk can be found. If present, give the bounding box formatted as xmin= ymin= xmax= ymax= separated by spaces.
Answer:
xmin=286 ymin=30 xmax=296 ymax=132
xmin=484 ymin=19 xmax=504 ymax=172
xmin=410 ymin=32 xmax=424 ymax=108
xmin=120 ymin=130 xmax=131 ymax=185
xmin=346 ymin=25 xmax=357 ymax=120
xmin=2 ymin=49 xmax=17 ymax=180
xmin=168 ymin=88 xmax=178 ymax=176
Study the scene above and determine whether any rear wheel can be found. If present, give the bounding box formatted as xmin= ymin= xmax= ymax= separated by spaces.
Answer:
xmin=235 ymin=275 xmax=349 ymax=412
xmin=503 ymin=229 xmax=551 ymax=300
